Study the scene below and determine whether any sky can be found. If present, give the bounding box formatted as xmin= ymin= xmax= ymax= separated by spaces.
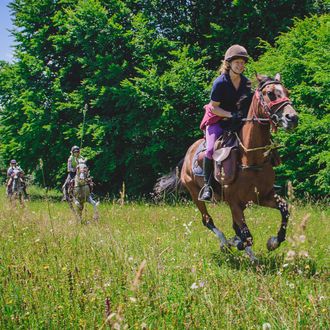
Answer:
xmin=0 ymin=0 xmax=14 ymax=62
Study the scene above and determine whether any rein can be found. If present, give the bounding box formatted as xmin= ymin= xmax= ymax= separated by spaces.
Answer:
xmin=234 ymin=132 xmax=281 ymax=157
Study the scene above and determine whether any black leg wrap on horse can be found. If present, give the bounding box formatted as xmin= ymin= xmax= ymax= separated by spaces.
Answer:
xmin=239 ymin=224 xmax=253 ymax=247
xmin=202 ymin=216 xmax=216 ymax=230
xmin=277 ymin=199 xmax=289 ymax=243
xmin=233 ymin=223 xmax=241 ymax=237
xmin=277 ymin=223 xmax=287 ymax=243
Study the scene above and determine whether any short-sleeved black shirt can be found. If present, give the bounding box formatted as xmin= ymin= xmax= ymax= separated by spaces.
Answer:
xmin=210 ymin=73 xmax=251 ymax=113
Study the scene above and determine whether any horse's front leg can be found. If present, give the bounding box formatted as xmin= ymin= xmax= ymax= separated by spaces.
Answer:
xmin=229 ymin=204 xmax=257 ymax=262
xmin=260 ymin=192 xmax=289 ymax=251
xmin=71 ymin=195 xmax=83 ymax=223
xmin=88 ymin=195 xmax=99 ymax=221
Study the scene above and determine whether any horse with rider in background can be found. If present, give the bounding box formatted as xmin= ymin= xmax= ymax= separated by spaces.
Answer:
xmin=63 ymin=146 xmax=99 ymax=222
xmin=6 ymin=159 xmax=28 ymax=204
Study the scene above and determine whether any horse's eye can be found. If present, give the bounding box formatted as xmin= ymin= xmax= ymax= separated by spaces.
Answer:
xmin=267 ymin=91 xmax=276 ymax=101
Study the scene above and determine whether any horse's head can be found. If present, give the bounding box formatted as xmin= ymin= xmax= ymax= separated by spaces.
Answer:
xmin=76 ymin=163 xmax=89 ymax=182
xmin=12 ymin=168 xmax=21 ymax=179
xmin=256 ymin=73 xmax=298 ymax=130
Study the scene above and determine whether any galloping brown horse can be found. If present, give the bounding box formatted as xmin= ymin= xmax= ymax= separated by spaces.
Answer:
xmin=155 ymin=74 xmax=298 ymax=260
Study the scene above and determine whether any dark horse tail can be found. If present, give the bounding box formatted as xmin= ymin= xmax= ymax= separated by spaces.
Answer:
xmin=153 ymin=159 xmax=185 ymax=199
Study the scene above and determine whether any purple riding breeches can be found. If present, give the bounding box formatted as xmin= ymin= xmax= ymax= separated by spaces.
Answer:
xmin=205 ymin=123 xmax=224 ymax=159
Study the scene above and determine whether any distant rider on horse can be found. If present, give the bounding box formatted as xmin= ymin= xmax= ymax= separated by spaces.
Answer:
xmin=6 ymin=159 xmax=28 ymax=198
xmin=199 ymin=44 xmax=252 ymax=202
xmin=62 ymin=146 xmax=86 ymax=201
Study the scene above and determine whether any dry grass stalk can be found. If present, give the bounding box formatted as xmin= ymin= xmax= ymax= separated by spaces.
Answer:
xmin=300 ymin=213 xmax=310 ymax=232
xmin=131 ymin=259 xmax=147 ymax=291
xmin=119 ymin=182 xmax=125 ymax=206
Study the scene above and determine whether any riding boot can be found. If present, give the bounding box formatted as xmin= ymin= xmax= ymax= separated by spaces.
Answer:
xmin=199 ymin=157 xmax=214 ymax=202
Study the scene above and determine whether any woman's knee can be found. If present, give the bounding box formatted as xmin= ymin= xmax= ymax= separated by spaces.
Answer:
xmin=205 ymin=148 xmax=214 ymax=159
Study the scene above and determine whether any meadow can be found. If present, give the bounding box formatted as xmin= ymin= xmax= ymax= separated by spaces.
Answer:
xmin=0 ymin=187 xmax=329 ymax=329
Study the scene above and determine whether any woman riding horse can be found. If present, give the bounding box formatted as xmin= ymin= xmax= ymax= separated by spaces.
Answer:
xmin=199 ymin=44 xmax=252 ymax=201
xmin=155 ymin=56 xmax=298 ymax=260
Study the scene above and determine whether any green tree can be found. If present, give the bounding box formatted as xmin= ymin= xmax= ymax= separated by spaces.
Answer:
xmin=253 ymin=14 xmax=330 ymax=198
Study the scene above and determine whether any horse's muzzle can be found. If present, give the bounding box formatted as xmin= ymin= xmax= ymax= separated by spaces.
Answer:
xmin=282 ymin=113 xmax=298 ymax=130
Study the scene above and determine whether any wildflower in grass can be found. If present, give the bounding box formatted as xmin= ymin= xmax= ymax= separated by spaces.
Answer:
xmin=286 ymin=281 xmax=295 ymax=289
xmin=183 ymin=221 xmax=192 ymax=234
xmin=199 ymin=281 xmax=205 ymax=288
xmin=299 ymin=250 xmax=309 ymax=258
xmin=299 ymin=235 xmax=306 ymax=242
xmin=262 ymin=323 xmax=271 ymax=330
xmin=285 ymin=250 xmax=296 ymax=261
xmin=191 ymin=282 xmax=198 ymax=289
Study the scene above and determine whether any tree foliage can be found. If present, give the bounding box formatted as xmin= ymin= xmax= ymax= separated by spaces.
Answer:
xmin=253 ymin=14 xmax=329 ymax=198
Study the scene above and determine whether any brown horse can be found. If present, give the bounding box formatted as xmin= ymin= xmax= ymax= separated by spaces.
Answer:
xmin=155 ymin=74 xmax=298 ymax=261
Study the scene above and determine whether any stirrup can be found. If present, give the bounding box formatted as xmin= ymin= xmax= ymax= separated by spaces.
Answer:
xmin=198 ymin=185 xmax=214 ymax=202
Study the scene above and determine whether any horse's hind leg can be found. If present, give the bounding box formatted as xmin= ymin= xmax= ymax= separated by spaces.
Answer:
xmin=260 ymin=192 xmax=289 ymax=251
xmin=185 ymin=182 xmax=228 ymax=248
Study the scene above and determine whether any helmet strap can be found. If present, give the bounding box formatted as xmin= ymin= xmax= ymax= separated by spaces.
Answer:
xmin=229 ymin=64 xmax=241 ymax=75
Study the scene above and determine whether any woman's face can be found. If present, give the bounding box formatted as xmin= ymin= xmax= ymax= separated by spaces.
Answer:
xmin=230 ymin=58 xmax=246 ymax=74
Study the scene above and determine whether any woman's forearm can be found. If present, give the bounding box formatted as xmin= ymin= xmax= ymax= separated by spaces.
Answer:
xmin=210 ymin=104 xmax=232 ymax=118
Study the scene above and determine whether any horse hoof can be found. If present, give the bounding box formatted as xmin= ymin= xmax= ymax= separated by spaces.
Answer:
xmin=267 ymin=236 xmax=280 ymax=251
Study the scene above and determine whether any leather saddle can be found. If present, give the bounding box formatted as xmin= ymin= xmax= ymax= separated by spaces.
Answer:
xmin=193 ymin=132 xmax=239 ymax=185
xmin=213 ymin=133 xmax=239 ymax=185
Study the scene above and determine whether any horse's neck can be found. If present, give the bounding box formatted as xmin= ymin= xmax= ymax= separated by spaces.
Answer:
xmin=74 ymin=176 xmax=80 ymax=187
xmin=74 ymin=175 xmax=87 ymax=187
xmin=239 ymin=94 xmax=271 ymax=165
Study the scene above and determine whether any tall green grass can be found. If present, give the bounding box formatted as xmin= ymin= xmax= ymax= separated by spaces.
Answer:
xmin=0 ymin=187 xmax=329 ymax=329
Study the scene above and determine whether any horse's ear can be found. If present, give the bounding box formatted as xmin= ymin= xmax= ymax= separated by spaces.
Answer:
xmin=255 ymin=73 xmax=264 ymax=82
xmin=274 ymin=73 xmax=281 ymax=82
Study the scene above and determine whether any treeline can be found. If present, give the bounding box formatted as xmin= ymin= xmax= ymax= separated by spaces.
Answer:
xmin=0 ymin=0 xmax=329 ymax=199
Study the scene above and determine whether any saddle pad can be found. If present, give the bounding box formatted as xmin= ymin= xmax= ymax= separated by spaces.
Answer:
xmin=192 ymin=140 xmax=206 ymax=177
